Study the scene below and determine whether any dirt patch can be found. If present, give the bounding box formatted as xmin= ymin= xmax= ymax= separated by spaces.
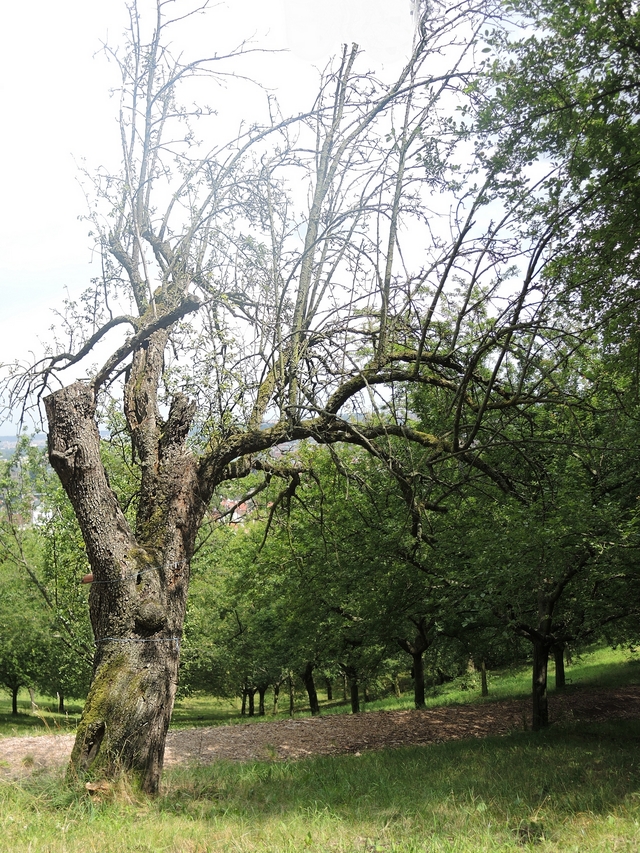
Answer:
xmin=1 ymin=685 xmax=639 ymax=779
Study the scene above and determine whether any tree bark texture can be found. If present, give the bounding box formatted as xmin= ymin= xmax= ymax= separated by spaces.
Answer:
xmin=45 ymin=378 xmax=201 ymax=793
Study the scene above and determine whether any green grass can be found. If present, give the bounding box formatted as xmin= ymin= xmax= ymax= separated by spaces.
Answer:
xmin=169 ymin=644 xmax=640 ymax=726
xmin=1 ymin=718 xmax=640 ymax=851
xmin=4 ymin=644 xmax=640 ymax=737
xmin=2 ymin=645 xmax=640 ymax=850
xmin=0 ymin=695 xmax=83 ymax=737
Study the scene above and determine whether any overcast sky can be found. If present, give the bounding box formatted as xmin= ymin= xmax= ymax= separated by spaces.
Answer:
xmin=0 ymin=0 xmax=415 ymax=429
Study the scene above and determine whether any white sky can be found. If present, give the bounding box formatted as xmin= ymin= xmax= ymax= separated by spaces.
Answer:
xmin=0 ymin=0 xmax=415 ymax=429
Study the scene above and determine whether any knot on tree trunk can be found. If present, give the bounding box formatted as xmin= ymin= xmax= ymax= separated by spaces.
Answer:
xmin=135 ymin=599 xmax=167 ymax=633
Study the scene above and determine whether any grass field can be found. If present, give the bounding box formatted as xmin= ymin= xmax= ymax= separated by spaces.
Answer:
xmin=1 ymin=646 xmax=640 ymax=851
xmin=1 ymin=718 xmax=639 ymax=851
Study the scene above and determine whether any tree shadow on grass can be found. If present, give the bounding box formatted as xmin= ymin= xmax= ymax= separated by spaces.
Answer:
xmin=158 ymin=718 xmax=640 ymax=829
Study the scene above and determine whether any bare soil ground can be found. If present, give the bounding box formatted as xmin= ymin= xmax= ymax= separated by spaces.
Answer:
xmin=2 ymin=685 xmax=640 ymax=779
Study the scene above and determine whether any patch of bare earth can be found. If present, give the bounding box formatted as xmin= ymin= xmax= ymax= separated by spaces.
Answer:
xmin=2 ymin=686 xmax=640 ymax=779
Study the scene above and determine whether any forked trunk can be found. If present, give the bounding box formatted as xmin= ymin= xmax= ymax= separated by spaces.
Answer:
xmin=45 ymin=380 xmax=200 ymax=794
xmin=397 ymin=624 xmax=433 ymax=710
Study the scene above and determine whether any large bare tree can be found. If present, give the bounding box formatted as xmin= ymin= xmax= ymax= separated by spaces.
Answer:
xmin=3 ymin=0 xmax=572 ymax=792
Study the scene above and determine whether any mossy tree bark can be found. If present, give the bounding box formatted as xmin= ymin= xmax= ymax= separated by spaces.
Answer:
xmin=45 ymin=361 xmax=201 ymax=793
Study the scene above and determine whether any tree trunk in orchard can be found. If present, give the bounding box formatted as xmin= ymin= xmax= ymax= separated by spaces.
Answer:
xmin=258 ymin=685 xmax=267 ymax=716
xmin=44 ymin=360 xmax=202 ymax=794
xmin=325 ymin=676 xmax=333 ymax=702
xmin=350 ymin=675 xmax=360 ymax=713
xmin=302 ymin=662 xmax=320 ymax=715
xmin=341 ymin=665 xmax=360 ymax=713
xmin=11 ymin=686 xmax=18 ymax=716
xmin=288 ymin=674 xmax=295 ymax=717
xmin=554 ymin=643 xmax=566 ymax=690
xmin=532 ymin=638 xmax=551 ymax=731
xmin=481 ymin=660 xmax=488 ymax=697
xmin=398 ymin=619 xmax=434 ymax=710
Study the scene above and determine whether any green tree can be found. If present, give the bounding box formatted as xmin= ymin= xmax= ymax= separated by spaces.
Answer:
xmin=2 ymin=0 xmax=586 ymax=791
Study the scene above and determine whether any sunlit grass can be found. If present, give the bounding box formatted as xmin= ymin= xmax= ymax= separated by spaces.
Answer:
xmin=1 ymin=718 xmax=640 ymax=851
xmin=0 ymin=693 xmax=83 ymax=737
xmin=169 ymin=643 xmax=640 ymax=725
xmin=3 ymin=644 xmax=640 ymax=738
xmin=1 ymin=645 xmax=640 ymax=850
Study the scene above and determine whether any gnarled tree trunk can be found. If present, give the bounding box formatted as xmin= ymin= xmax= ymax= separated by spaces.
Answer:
xmin=45 ymin=372 xmax=200 ymax=794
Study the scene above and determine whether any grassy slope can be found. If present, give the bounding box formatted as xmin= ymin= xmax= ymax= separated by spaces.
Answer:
xmin=4 ymin=644 xmax=640 ymax=734
xmin=1 ymin=646 xmax=640 ymax=851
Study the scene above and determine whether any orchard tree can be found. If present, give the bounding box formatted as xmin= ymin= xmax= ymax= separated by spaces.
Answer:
xmin=477 ymin=0 xmax=640 ymax=350
xmin=1 ymin=0 xmax=578 ymax=791
xmin=0 ymin=441 xmax=92 ymax=710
